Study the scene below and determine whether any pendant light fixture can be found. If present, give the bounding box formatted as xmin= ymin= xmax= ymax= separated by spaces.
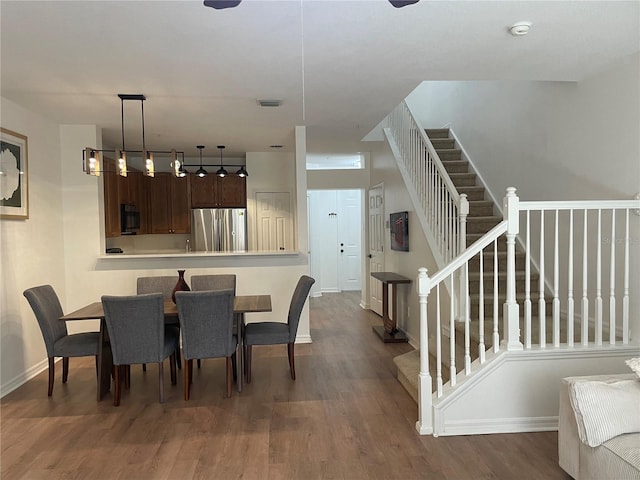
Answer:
xmin=83 ymin=93 xmax=183 ymax=177
xmin=216 ymin=145 xmax=228 ymax=177
xmin=236 ymin=165 xmax=248 ymax=177
xmin=196 ymin=145 xmax=208 ymax=177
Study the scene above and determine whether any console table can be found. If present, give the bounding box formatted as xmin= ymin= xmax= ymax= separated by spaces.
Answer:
xmin=371 ymin=272 xmax=411 ymax=343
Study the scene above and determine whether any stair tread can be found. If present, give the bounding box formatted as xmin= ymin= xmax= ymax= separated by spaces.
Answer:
xmin=466 ymin=215 xmax=502 ymax=221
xmin=468 ymin=270 xmax=537 ymax=279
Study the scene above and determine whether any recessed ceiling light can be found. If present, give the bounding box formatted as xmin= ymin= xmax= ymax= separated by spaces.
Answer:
xmin=509 ymin=21 xmax=532 ymax=36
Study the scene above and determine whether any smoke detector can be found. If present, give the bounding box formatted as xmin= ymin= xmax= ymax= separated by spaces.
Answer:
xmin=509 ymin=21 xmax=532 ymax=36
xmin=258 ymin=99 xmax=282 ymax=107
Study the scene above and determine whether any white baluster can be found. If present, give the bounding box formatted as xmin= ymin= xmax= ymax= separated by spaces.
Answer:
xmin=623 ymin=209 xmax=629 ymax=344
xmin=553 ymin=209 xmax=560 ymax=347
xmin=582 ymin=210 xmax=589 ymax=346
xmin=609 ymin=209 xmax=616 ymax=345
xmin=595 ymin=209 xmax=602 ymax=346
xmin=539 ymin=210 xmax=546 ymax=348
xmin=436 ymin=284 xmax=442 ymax=397
xmin=525 ymin=210 xmax=532 ymax=348
xmin=449 ymin=272 xmax=456 ymax=386
xmin=493 ymin=239 xmax=499 ymax=353
xmin=464 ymin=262 xmax=471 ymax=375
xmin=458 ymin=195 xmax=469 ymax=323
xmin=567 ymin=210 xmax=575 ymax=347
xmin=416 ymin=268 xmax=433 ymax=435
xmin=479 ymin=249 xmax=486 ymax=363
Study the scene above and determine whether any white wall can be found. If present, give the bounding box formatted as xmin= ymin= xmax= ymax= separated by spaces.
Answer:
xmin=369 ymin=139 xmax=440 ymax=346
xmin=405 ymin=52 xmax=640 ymax=341
xmin=1 ymin=100 xmax=312 ymax=397
xmin=0 ymin=97 xmax=67 ymax=395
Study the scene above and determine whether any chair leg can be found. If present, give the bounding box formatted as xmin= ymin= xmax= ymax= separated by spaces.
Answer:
xmin=184 ymin=359 xmax=191 ymax=401
xmin=113 ymin=365 xmax=121 ymax=406
xmin=47 ymin=357 xmax=55 ymax=396
xmin=169 ymin=353 xmax=177 ymax=386
xmin=158 ymin=361 xmax=165 ymax=404
xmin=124 ymin=365 xmax=131 ymax=389
xmin=95 ymin=355 xmax=99 ymax=376
xmin=62 ymin=357 xmax=69 ymax=383
xmin=231 ymin=352 xmax=237 ymax=383
xmin=189 ymin=359 xmax=193 ymax=385
xmin=288 ymin=342 xmax=296 ymax=380
xmin=176 ymin=348 xmax=182 ymax=370
xmin=226 ymin=357 xmax=232 ymax=398
xmin=142 ymin=364 xmax=147 ymax=372
xmin=197 ymin=359 xmax=201 ymax=369
xmin=246 ymin=345 xmax=252 ymax=384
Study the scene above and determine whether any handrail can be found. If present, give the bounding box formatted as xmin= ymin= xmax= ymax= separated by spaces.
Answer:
xmin=404 ymin=101 xmax=462 ymax=205
xmin=520 ymin=199 xmax=640 ymax=211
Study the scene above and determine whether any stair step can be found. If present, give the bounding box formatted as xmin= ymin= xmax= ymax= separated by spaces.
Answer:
xmin=456 ymin=186 xmax=485 ymax=201
xmin=394 ymin=350 xmax=421 ymax=401
xmin=425 ymin=128 xmax=450 ymax=139
xmin=468 ymin=250 xmax=527 ymax=270
xmin=449 ymin=172 xmax=477 ymax=187
xmin=430 ymin=138 xmax=455 ymax=149
xmin=466 ymin=233 xmax=507 ymax=250
xmin=468 ymin=271 xmax=539 ymax=292
xmin=441 ymin=160 xmax=468 ymax=174
xmin=468 ymin=201 xmax=496 ymax=216
xmin=466 ymin=215 xmax=502 ymax=234
xmin=436 ymin=148 xmax=462 ymax=161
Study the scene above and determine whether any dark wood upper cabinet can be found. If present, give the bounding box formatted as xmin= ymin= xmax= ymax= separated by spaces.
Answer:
xmin=148 ymin=173 xmax=190 ymax=234
xmin=103 ymin=158 xmax=120 ymax=238
xmin=189 ymin=174 xmax=246 ymax=208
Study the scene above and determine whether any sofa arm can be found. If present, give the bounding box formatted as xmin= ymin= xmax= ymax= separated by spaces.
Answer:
xmin=559 ymin=377 xmax=580 ymax=479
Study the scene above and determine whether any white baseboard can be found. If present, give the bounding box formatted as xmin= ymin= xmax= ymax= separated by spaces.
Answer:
xmin=436 ymin=415 xmax=558 ymax=436
xmin=0 ymin=357 xmax=50 ymax=398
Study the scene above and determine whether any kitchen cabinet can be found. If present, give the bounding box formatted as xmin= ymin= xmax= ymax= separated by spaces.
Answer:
xmin=148 ymin=173 xmax=190 ymax=234
xmin=190 ymin=174 xmax=246 ymax=208
xmin=103 ymin=158 xmax=120 ymax=238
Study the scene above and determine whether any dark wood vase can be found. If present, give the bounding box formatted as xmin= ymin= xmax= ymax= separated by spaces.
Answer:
xmin=171 ymin=270 xmax=190 ymax=304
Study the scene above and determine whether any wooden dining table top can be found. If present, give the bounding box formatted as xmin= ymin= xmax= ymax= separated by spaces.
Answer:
xmin=60 ymin=295 xmax=272 ymax=321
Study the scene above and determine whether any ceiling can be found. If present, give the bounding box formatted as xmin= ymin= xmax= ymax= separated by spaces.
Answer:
xmin=1 ymin=0 xmax=638 ymax=159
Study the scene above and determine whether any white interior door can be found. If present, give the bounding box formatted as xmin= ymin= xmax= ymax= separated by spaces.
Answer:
xmin=256 ymin=192 xmax=292 ymax=251
xmin=368 ymin=185 xmax=384 ymax=316
xmin=338 ymin=190 xmax=362 ymax=291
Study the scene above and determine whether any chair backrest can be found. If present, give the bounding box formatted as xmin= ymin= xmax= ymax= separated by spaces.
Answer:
xmin=175 ymin=289 xmax=236 ymax=360
xmin=136 ymin=276 xmax=179 ymax=299
xmin=287 ymin=275 xmax=316 ymax=342
xmin=190 ymin=274 xmax=236 ymax=294
xmin=101 ymin=293 xmax=165 ymax=365
xmin=23 ymin=285 xmax=68 ymax=357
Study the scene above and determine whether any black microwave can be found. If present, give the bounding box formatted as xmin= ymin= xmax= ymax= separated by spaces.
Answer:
xmin=120 ymin=203 xmax=140 ymax=234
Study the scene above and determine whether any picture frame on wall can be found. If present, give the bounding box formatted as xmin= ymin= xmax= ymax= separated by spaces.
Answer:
xmin=0 ymin=128 xmax=29 ymax=219
xmin=390 ymin=211 xmax=409 ymax=252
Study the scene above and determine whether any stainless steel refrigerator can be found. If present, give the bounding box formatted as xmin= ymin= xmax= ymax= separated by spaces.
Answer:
xmin=191 ymin=208 xmax=247 ymax=252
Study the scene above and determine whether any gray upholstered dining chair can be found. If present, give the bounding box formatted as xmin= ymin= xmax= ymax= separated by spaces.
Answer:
xmin=190 ymin=274 xmax=237 ymax=369
xmin=175 ymin=289 xmax=237 ymax=399
xmin=101 ymin=293 xmax=179 ymax=406
xmin=23 ymin=285 xmax=100 ymax=396
xmin=243 ymin=275 xmax=315 ymax=384
xmin=137 ymin=276 xmax=182 ymax=370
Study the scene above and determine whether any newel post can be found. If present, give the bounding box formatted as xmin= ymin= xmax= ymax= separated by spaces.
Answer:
xmin=503 ymin=188 xmax=523 ymax=351
xmin=416 ymin=267 xmax=433 ymax=435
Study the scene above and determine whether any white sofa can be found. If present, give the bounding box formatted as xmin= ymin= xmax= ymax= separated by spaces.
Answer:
xmin=559 ymin=373 xmax=640 ymax=480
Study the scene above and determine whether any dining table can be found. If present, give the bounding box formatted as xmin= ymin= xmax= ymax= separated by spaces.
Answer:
xmin=60 ymin=295 xmax=272 ymax=400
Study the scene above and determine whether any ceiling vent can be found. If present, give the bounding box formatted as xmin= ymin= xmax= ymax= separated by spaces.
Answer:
xmin=258 ymin=99 xmax=282 ymax=107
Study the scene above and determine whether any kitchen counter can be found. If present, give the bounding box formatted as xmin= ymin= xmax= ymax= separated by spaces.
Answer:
xmin=100 ymin=250 xmax=300 ymax=259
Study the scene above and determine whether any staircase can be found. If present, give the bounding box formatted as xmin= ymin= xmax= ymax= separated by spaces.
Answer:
xmin=394 ymin=128 xmax=538 ymax=399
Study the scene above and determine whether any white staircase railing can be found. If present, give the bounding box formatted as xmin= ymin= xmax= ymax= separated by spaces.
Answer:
xmin=384 ymin=101 xmax=468 ymax=266
xmin=415 ymin=187 xmax=640 ymax=435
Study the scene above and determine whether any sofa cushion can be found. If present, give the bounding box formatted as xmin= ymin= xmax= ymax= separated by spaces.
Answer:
xmin=569 ymin=378 xmax=640 ymax=447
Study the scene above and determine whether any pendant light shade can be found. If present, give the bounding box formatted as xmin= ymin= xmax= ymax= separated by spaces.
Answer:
xmin=236 ymin=166 xmax=248 ymax=177
xmin=84 ymin=148 xmax=101 ymax=177
xmin=196 ymin=145 xmax=208 ymax=177
xmin=216 ymin=145 xmax=227 ymax=177
xmin=116 ymin=149 xmax=127 ymax=177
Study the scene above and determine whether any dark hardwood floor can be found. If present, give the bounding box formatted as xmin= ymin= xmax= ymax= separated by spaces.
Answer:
xmin=1 ymin=292 xmax=570 ymax=479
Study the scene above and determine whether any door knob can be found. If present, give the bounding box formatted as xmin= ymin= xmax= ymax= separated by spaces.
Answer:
xmin=368 ymin=254 xmax=372 ymax=258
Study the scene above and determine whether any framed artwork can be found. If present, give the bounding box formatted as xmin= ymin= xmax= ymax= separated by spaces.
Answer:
xmin=390 ymin=211 xmax=409 ymax=252
xmin=0 ymin=128 xmax=29 ymax=219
